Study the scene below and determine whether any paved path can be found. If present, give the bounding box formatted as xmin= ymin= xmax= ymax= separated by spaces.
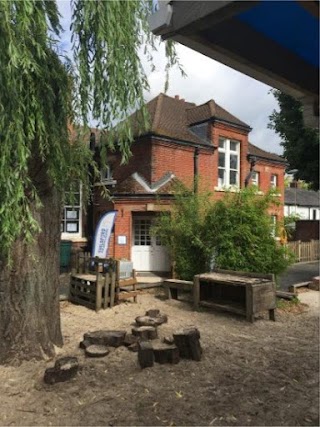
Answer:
xmin=278 ymin=261 xmax=319 ymax=291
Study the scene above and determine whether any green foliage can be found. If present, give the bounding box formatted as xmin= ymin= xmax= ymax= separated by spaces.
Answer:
xmin=269 ymin=90 xmax=319 ymax=190
xmin=153 ymin=185 xmax=294 ymax=280
xmin=0 ymin=0 xmax=182 ymax=258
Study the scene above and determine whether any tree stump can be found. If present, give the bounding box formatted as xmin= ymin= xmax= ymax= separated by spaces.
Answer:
xmin=44 ymin=357 xmax=79 ymax=385
xmin=145 ymin=309 xmax=160 ymax=318
xmin=153 ymin=342 xmax=180 ymax=364
xmin=83 ymin=330 xmax=126 ymax=347
xmin=138 ymin=342 xmax=154 ymax=368
xmin=132 ymin=326 xmax=158 ymax=341
xmin=128 ymin=342 xmax=139 ymax=352
xmin=123 ymin=333 xmax=139 ymax=347
xmin=85 ymin=345 xmax=110 ymax=358
xmin=173 ymin=327 xmax=202 ymax=361
xmin=135 ymin=316 xmax=158 ymax=327
xmin=79 ymin=339 xmax=91 ymax=349
xmin=163 ymin=336 xmax=175 ymax=345
xmin=135 ymin=314 xmax=168 ymax=327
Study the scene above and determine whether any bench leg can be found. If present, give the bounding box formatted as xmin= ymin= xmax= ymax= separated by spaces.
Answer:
xmin=170 ymin=288 xmax=178 ymax=300
xmin=269 ymin=309 xmax=276 ymax=322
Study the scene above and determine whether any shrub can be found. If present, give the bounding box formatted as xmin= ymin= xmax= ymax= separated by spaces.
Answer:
xmin=153 ymin=185 xmax=294 ymax=280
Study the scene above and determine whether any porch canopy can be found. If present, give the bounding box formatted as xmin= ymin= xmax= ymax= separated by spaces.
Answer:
xmin=149 ymin=0 xmax=319 ymax=127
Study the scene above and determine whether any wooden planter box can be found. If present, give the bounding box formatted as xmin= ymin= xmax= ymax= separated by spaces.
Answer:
xmin=193 ymin=269 xmax=276 ymax=322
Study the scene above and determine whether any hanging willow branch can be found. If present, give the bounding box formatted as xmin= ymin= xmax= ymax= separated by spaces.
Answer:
xmin=0 ymin=0 xmax=183 ymax=258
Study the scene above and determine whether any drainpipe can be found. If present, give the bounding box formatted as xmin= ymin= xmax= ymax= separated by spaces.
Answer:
xmin=245 ymin=156 xmax=256 ymax=187
xmin=194 ymin=147 xmax=199 ymax=193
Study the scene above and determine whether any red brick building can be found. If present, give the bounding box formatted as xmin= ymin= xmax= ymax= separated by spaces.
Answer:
xmin=64 ymin=94 xmax=287 ymax=272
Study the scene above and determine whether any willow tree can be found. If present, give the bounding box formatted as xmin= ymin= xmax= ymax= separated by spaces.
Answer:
xmin=0 ymin=0 xmax=180 ymax=363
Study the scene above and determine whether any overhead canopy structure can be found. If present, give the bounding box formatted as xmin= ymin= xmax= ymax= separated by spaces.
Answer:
xmin=149 ymin=0 xmax=319 ymax=127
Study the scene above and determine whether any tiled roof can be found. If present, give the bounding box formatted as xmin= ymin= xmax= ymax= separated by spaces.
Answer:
xmin=285 ymin=188 xmax=320 ymax=207
xmin=248 ymin=142 xmax=287 ymax=164
xmin=186 ymin=99 xmax=250 ymax=129
xmin=130 ymin=93 xmax=250 ymax=146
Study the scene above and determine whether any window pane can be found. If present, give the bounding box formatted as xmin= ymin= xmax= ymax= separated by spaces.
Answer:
xmin=66 ymin=209 xmax=79 ymax=220
xmin=230 ymin=154 xmax=238 ymax=170
xmin=230 ymin=171 xmax=237 ymax=185
xmin=230 ymin=141 xmax=238 ymax=151
xmin=219 ymin=138 xmax=226 ymax=149
xmin=218 ymin=169 xmax=225 ymax=186
xmin=66 ymin=222 xmax=79 ymax=233
xmin=218 ymin=152 xmax=225 ymax=167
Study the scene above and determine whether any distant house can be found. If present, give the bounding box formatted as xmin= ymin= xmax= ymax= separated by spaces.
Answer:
xmin=284 ymin=187 xmax=320 ymax=220
xmin=65 ymin=93 xmax=284 ymax=272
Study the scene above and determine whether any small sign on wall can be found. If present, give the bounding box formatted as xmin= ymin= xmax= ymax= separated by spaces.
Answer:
xmin=117 ymin=235 xmax=127 ymax=245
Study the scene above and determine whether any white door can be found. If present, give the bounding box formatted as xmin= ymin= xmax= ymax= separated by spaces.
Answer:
xmin=131 ymin=217 xmax=170 ymax=272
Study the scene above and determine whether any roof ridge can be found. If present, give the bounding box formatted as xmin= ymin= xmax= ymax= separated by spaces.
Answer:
xmin=152 ymin=93 xmax=163 ymax=130
xmin=249 ymin=141 xmax=280 ymax=157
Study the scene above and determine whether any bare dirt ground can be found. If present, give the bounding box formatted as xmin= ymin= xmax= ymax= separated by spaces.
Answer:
xmin=0 ymin=288 xmax=318 ymax=427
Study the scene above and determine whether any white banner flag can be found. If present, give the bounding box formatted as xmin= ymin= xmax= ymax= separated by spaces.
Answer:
xmin=92 ymin=211 xmax=117 ymax=258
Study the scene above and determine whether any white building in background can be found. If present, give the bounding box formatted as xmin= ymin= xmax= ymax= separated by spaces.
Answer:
xmin=284 ymin=188 xmax=320 ymax=220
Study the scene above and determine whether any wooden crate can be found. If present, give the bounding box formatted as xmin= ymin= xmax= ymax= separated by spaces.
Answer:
xmin=70 ymin=272 xmax=116 ymax=311
xmin=193 ymin=269 xmax=276 ymax=322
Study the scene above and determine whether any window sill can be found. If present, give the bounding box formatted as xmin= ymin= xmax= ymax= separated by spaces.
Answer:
xmin=214 ymin=186 xmax=240 ymax=193
xmin=61 ymin=235 xmax=87 ymax=242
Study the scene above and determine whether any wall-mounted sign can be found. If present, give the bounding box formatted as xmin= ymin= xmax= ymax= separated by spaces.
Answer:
xmin=117 ymin=235 xmax=127 ymax=245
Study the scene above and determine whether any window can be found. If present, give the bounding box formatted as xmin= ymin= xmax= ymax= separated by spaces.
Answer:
xmin=61 ymin=184 xmax=82 ymax=236
xmin=101 ymin=164 xmax=113 ymax=181
xmin=218 ymin=137 xmax=240 ymax=188
xmin=251 ymin=171 xmax=260 ymax=188
xmin=134 ymin=219 xmax=152 ymax=246
xmin=270 ymin=174 xmax=278 ymax=188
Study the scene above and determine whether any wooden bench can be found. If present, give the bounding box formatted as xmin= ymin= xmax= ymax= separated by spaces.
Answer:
xmin=193 ymin=269 xmax=276 ymax=322
xmin=163 ymin=279 xmax=193 ymax=300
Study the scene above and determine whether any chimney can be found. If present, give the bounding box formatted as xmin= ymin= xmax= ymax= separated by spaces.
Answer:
xmin=175 ymin=95 xmax=180 ymax=100
xmin=180 ymin=98 xmax=185 ymax=102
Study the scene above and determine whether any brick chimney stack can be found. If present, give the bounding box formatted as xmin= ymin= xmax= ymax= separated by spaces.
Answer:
xmin=175 ymin=95 xmax=180 ymax=100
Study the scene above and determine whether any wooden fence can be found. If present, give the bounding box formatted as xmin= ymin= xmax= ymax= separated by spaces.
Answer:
xmin=287 ymin=240 xmax=319 ymax=262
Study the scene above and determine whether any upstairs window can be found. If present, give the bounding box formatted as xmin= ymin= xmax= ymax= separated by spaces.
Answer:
xmin=218 ymin=138 xmax=240 ymax=188
xmin=270 ymin=174 xmax=278 ymax=188
xmin=251 ymin=171 xmax=260 ymax=188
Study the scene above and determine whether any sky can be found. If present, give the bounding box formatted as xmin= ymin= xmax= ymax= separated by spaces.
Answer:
xmin=57 ymin=0 xmax=282 ymax=155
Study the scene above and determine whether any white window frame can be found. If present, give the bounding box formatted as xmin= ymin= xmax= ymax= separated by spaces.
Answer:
xmin=251 ymin=171 xmax=260 ymax=188
xmin=61 ymin=183 xmax=83 ymax=240
xmin=218 ymin=137 xmax=240 ymax=188
xmin=270 ymin=174 xmax=278 ymax=188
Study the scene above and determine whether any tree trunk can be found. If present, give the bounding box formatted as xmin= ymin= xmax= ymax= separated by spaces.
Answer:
xmin=0 ymin=158 xmax=63 ymax=364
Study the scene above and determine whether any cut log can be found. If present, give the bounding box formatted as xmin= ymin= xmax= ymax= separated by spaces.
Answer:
xmin=138 ymin=342 xmax=154 ymax=368
xmin=145 ymin=309 xmax=160 ymax=318
xmin=123 ymin=333 xmax=139 ymax=347
xmin=173 ymin=327 xmax=202 ymax=361
xmin=135 ymin=314 xmax=168 ymax=327
xmin=83 ymin=330 xmax=126 ymax=347
xmin=85 ymin=345 xmax=110 ymax=358
xmin=153 ymin=342 xmax=180 ymax=364
xmin=79 ymin=339 xmax=91 ymax=349
xmin=128 ymin=342 xmax=139 ymax=352
xmin=44 ymin=357 xmax=79 ymax=385
xmin=132 ymin=326 xmax=158 ymax=341
xmin=154 ymin=314 xmax=168 ymax=325
xmin=163 ymin=336 xmax=175 ymax=345
xmin=276 ymin=291 xmax=296 ymax=300
xmin=135 ymin=316 xmax=158 ymax=327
